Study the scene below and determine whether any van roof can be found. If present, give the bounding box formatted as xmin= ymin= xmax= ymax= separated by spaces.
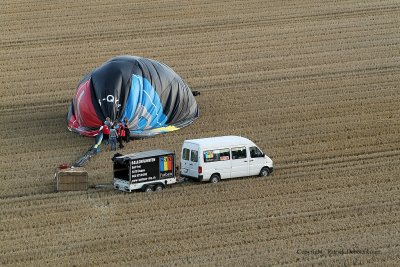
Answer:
xmin=184 ymin=135 xmax=254 ymax=148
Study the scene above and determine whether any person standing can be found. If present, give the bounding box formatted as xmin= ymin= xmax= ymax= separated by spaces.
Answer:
xmin=109 ymin=125 xmax=118 ymax=151
xmin=102 ymin=117 xmax=111 ymax=146
xmin=117 ymin=121 xmax=125 ymax=149
xmin=124 ymin=118 xmax=130 ymax=143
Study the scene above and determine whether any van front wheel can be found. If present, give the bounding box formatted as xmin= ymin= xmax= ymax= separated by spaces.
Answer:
xmin=260 ymin=167 xmax=270 ymax=177
xmin=210 ymin=174 xmax=220 ymax=184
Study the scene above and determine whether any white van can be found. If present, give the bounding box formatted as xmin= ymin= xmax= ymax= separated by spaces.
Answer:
xmin=180 ymin=136 xmax=273 ymax=183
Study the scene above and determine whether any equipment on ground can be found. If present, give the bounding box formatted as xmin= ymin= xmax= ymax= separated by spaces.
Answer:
xmin=112 ymin=149 xmax=176 ymax=192
xmin=54 ymin=165 xmax=88 ymax=192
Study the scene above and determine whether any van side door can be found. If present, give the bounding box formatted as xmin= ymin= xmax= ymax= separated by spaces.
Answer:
xmin=230 ymin=146 xmax=249 ymax=178
xmin=203 ymin=148 xmax=231 ymax=179
xmin=249 ymin=146 xmax=265 ymax=176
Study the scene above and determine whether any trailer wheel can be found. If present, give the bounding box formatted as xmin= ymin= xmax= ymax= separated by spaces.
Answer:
xmin=143 ymin=186 xmax=154 ymax=193
xmin=154 ymin=184 xmax=164 ymax=192
xmin=210 ymin=174 xmax=220 ymax=184
xmin=260 ymin=167 xmax=270 ymax=177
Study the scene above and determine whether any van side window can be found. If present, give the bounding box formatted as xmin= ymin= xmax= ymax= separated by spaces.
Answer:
xmin=190 ymin=150 xmax=198 ymax=162
xmin=250 ymin=147 xmax=263 ymax=158
xmin=232 ymin=147 xmax=247 ymax=159
xmin=204 ymin=148 xmax=230 ymax=162
xmin=182 ymin=148 xmax=190 ymax=160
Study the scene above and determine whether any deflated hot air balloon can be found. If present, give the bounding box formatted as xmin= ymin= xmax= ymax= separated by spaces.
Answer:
xmin=67 ymin=56 xmax=199 ymax=138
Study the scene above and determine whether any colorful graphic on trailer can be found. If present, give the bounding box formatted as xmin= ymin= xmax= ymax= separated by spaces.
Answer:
xmin=67 ymin=55 xmax=199 ymax=137
xmin=159 ymin=155 xmax=174 ymax=178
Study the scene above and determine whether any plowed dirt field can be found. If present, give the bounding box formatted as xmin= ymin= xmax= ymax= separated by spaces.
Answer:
xmin=1 ymin=0 xmax=399 ymax=266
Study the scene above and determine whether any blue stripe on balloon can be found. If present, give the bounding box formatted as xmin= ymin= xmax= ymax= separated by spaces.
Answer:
xmin=141 ymin=80 xmax=167 ymax=127
xmin=123 ymin=74 xmax=167 ymax=132
xmin=123 ymin=75 xmax=141 ymax=122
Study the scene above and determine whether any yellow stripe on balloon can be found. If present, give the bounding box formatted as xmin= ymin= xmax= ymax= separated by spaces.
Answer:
xmin=149 ymin=125 xmax=179 ymax=133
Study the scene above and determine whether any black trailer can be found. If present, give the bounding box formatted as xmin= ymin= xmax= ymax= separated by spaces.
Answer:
xmin=112 ymin=149 xmax=176 ymax=192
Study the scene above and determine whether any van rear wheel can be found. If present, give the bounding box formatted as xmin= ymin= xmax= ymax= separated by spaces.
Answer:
xmin=260 ymin=167 xmax=270 ymax=177
xmin=210 ymin=174 xmax=220 ymax=184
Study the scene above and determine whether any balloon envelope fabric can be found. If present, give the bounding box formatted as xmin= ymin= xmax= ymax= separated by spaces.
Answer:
xmin=67 ymin=56 xmax=199 ymax=138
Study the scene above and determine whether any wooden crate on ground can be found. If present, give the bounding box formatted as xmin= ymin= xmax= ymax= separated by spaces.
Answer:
xmin=55 ymin=167 xmax=88 ymax=192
